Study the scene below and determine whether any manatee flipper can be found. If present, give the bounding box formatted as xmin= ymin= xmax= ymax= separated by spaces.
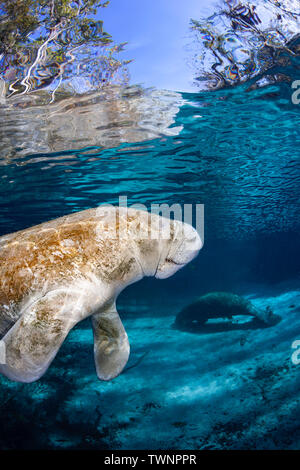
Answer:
xmin=92 ymin=303 xmax=130 ymax=381
xmin=0 ymin=289 xmax=84 ymax=383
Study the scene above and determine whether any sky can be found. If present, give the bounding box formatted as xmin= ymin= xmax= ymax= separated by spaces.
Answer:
xmin=98 ymin=0 xmax=215 ymax=92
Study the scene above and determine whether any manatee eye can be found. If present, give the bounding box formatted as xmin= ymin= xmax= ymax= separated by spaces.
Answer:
xmin=165 ymin=258 xmax=184 ymax=266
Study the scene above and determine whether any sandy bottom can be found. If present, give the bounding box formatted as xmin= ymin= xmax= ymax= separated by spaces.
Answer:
xmin=0 ymin=283 xmax=300 ymax=449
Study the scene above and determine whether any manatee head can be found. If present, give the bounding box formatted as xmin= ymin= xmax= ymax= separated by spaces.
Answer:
xmin=119 ymin=208 xmax=202 ymax=279
xmin=94 ymin=206 xmax=202 ymax=282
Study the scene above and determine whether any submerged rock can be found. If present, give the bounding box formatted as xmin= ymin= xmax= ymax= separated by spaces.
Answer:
xmin=174 ymin=292 xmax=281 ymax=330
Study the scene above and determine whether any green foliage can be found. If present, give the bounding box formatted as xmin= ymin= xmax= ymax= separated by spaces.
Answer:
xmin=0 ymin=1 xmax=128 ymax=97
xmin=0 ymin=1 xmax=109 ymax=52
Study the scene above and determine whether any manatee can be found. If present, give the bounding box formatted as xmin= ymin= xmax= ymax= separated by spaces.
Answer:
xmin=0 ymin=206 xmax=202 ymax=383
xmin=175 ymin=292 xmax=281 ymax=330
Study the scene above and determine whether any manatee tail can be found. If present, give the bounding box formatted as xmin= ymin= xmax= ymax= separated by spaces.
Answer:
xmin=254 ymin=305 xmax=281 ymax=326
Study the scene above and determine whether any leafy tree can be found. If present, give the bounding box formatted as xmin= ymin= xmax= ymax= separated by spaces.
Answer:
xmin=0 ymin=0 xmax=129 ymax=99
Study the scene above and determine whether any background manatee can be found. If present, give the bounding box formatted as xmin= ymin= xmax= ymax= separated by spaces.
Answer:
xmin=174 ymin=292 xmax=281 ymax=330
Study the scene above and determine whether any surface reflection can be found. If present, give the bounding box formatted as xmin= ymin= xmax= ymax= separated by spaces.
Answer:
xmin=191 ymin=0 xmax=300 ymax=89
xmin=0 ymin=86 xmax=183 ymax=158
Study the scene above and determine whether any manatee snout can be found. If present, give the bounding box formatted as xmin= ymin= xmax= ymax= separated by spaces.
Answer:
xmin=176 ymin=224 xmax=202 ymax=265
xmin=156 ymin=224 xmax=202 ymax=279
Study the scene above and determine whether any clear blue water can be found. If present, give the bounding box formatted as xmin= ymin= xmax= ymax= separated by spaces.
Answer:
xmin=0 ymin=4 xmax=300 ymax=450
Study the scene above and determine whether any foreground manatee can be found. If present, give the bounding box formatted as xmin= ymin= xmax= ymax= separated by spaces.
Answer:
xmin=175 ymin=292 xmax=281 ymax=330
xmin=0 ymin=206 xmax=202 ymax=383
